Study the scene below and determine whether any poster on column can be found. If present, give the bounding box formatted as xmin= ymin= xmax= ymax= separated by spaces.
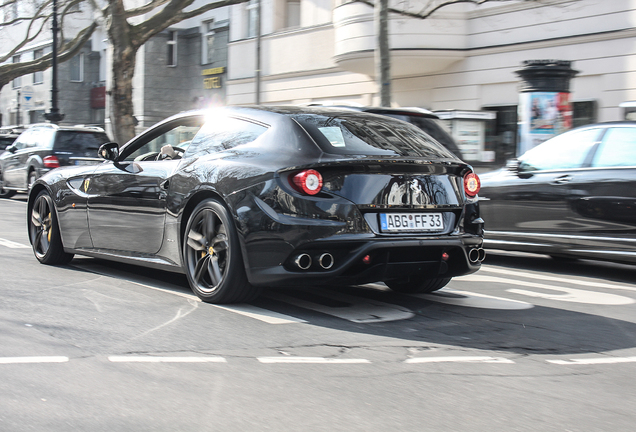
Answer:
xmin=519 ymin=92 xmax=572 ymax=155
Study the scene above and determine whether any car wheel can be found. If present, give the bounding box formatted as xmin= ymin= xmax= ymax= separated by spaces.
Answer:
xmin=28 ymin=170 xmax=37 ymax=191
xmin=386 ymin=277 xmax=451 ymax=294
xmin=0 ymin=170 xmax=16 ymax=199
xmin=183 ymin=199 xmax=260 ymax=304
xmin=28 ymin=190 xmax=74 ymax=265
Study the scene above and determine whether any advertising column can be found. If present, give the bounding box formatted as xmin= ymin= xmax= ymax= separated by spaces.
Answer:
xmin=515 ymin=60 xmax=578 ymax=156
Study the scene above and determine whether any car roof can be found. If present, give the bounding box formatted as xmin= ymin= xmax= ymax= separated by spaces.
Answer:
xmin=24 ymin=123 xmax=106 ymax=133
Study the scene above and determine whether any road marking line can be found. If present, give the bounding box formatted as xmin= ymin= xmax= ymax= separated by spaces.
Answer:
xmin=266 ymin=291 xmax=414 ymax=323
xmin=0 ymin=356 xmax=69 ymax=364
xmin=405 ymin=356 xmax=515 ymax=364
xmin=214 ymin=304 xmax=307 ymax=324
xmin=419 ymin=289 xmax=534 ymax=310
xmin=0 ymin=238 xmax=30 ymax=249
xmin=108 ymin=356 xmax=227 ymax=363
xmin=258 ymin=357 xmax=371 ymax=364
xmin=71 ymin=263 xmax=305 ymax=324
xmin=547 ymin=356 xmax=636 ymax=365
xmin=479 ymin=267 xmax=636 ymax=292
xmin=461 ymin=275 xmax=634 ymax=305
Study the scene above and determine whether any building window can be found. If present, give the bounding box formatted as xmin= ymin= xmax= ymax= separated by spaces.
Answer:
xmin=246 ymin=0 xmax=258 ymax=38
xmin=204 ymin=20 xmax=215 ymax=65
xmin=572 ymin=100 xmax=597 ymax=127
xmin=286 ymin=0 xmax=300 ymax=28
xmin=70 ymin=53 xmax=84 ymax=82
xmin=4 ymin=0 xmax=18 ymax=22
xmin=167 ymin=30 xmax=177 ymax=66
xmin=33 ymin=49 xmax=44 ymax=84
xmin=12 ymin=55 xmax=20 ymax=88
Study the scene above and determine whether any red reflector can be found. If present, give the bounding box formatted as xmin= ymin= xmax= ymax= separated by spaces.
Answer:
xmin=43 ymin=155 xmax=60 ymax=168
xmin=362 ymin=255 xmax=372 ymax=265
xmin=463 ymin=172 xmax=480 ymax=197
xmin=442 ymin=252 xmax=449 ymax=261
xmin=291 ymin=169 xmax=323 ymax=195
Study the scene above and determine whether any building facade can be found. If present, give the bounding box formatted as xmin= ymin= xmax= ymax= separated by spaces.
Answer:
xmin=225 ymin=0 xmax=636 ymax=162
xmin=2 ymin=0 xmax=635 ymax=162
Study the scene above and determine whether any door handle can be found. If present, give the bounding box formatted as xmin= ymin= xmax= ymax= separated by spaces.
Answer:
xmin=551 ymin=175 xmax=572 ymax=185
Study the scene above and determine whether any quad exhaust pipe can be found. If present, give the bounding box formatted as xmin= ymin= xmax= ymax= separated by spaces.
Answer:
xmin=468 ymin=247 xmax=486 ymax=263
xmin=294 ymin=252 xmax=335 ymax=270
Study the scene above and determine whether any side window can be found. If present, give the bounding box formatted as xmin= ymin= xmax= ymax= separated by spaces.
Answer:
xmin=185 ymin=117 xmax=267 ymax=157
xmin=519 ymin=127 xmax=602 ymax=171
xmin=121 ymin=118 xmax=204 ymax=162
xmin=591 ymin=127 xmax=636 ymax=168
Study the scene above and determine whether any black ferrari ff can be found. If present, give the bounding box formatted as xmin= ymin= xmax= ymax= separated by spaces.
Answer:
xmin=27 ymin=106 xmax=484 ymax=303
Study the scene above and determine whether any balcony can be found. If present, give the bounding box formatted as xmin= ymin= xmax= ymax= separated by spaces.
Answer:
xmin=333 ymin=1 xmax=467 ymax=78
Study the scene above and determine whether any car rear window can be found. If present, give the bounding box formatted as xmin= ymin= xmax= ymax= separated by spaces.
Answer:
xmin=54 ymin=131 xmax=110 ymax=151
xmin=292 ymin=114 xmax=455 ymax=159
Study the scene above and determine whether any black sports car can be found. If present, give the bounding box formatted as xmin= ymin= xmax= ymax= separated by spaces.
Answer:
xmin=27 ymin=106 xmax=484 ymax=303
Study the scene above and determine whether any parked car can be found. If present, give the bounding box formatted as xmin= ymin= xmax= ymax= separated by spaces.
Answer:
xmin=0 ymin=131 xmax=19 ymax=152
xmin=0 ymin=123 xmax=110 ymax=198
xmin=479 ymin=121 xmax=636 ymax=264
xmin=27 ymin=106 xmax=484 ymax=303
xmin=307 ymin=104 xmax=465 ymax=160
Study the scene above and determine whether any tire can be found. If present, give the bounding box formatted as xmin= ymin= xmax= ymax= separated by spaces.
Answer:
xmin=386 ymin=277 xmax=451 ymax=294
xmin=28 ymin=170 xmax=37 ymax=191
xmin=0 ymin=170 xmax=16 ymax=199
xmin=183 ymin=199 xmax=260 ymax=304
xmin=28 ymin=190 xmax=74 ymax=265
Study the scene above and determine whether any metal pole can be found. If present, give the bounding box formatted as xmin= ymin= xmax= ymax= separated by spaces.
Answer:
xmin=44 ymin=0 xmax=64 ymax=123
xmin=17 ymin=90 xmax=21 ymax=127
xmin=255 ymin=0 xmax=261 ymax=105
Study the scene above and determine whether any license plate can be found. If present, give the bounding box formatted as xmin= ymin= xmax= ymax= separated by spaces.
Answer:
xmin=379 ymin=212 xmax=444 ymax=232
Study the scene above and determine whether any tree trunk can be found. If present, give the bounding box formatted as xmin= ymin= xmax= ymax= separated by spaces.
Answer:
xmin=375 ymin=0 xmax=391 ymax=107
xmin=107 ymin=0 xmax=139 ymax=144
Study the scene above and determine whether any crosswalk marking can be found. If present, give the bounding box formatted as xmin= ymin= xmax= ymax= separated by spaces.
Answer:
xmin=0 ymin=356 xmax=69 ymax=364
xmin=108 ymin=356 xmax=227 ymax=363
xmin=258 ymin=357 xmax=371 ymax=364
xmin=405 ymin=356 xmax=515 ymax=364
xmin=547 ymin=356 xmax=636 ymax=365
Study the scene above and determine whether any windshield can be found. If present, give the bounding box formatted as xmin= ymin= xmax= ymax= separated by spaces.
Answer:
xmin=293 ymin=114 xmax=456 ymax=159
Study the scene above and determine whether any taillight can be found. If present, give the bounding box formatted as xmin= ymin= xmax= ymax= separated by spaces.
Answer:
xmin=291 ymin=169 xmax=323 ymax=195
xmin=463 ymin=172 xmax=480 ymax=197
xmin=43 ymin=155 xmax=60 ymax=168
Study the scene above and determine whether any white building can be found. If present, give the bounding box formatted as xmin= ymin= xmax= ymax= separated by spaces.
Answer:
xmin=225 ymin=0 xmax=636 ymax=161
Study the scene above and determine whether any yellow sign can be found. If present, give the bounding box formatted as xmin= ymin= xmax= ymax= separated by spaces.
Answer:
xmin=201 ymin=67 xmax=225 ymax=76
xmin=204 ymin=77 xmax=222 ymax=89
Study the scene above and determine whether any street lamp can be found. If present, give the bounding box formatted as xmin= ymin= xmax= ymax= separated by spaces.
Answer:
xmin=43 ymin=0 xmax=65 ymax=124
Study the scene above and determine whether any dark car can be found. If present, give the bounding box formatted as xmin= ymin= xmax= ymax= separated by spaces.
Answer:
xmin=0 ymin=132 xmax=19 ymax=152
xmin=479 ymin=121 xmax=636 ymax=264
xmin=307 ymin=104 xmax=464 ymax=160
xmin=27 ymin=106 xmax=484 ymax=303
xmin=0 ymin=123 xmax=110 ymax=198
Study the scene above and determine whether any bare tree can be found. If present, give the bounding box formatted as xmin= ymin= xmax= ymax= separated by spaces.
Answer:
xmin=99 ymin=0 xmax=251 ymax=144
xmin=0 ymin=0 xmax=97 ymax=91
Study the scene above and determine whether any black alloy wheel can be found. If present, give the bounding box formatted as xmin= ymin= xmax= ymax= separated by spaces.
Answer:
xmin=28 ymin=190 xmax=74 ymax=264
xmin=183 ymin=199 xmax=260 ymax=304
xmin=385 ymin=277 xmax=451 ymax=294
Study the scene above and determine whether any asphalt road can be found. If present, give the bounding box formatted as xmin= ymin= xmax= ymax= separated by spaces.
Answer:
xmin=1 ymin=195 xmax=635 ymax=432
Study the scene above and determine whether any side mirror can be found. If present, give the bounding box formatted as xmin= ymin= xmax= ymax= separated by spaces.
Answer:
xmin=98 ymin=142 xmax=119 ymax=161
xmin=6 ymin=144 xmax=17 ymax=153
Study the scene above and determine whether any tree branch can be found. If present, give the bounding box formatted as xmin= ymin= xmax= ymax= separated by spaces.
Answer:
xmin=349 ymin=0 xmax=508 ymax=20
xmin=0 ymin=22 xmax=97 ymax=90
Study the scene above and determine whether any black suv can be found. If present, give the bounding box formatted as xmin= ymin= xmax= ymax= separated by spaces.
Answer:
xmin=0 ymin=124 xmax=110 ymax=198
xmin=306 ymin=105 xmax=464 ymax=160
